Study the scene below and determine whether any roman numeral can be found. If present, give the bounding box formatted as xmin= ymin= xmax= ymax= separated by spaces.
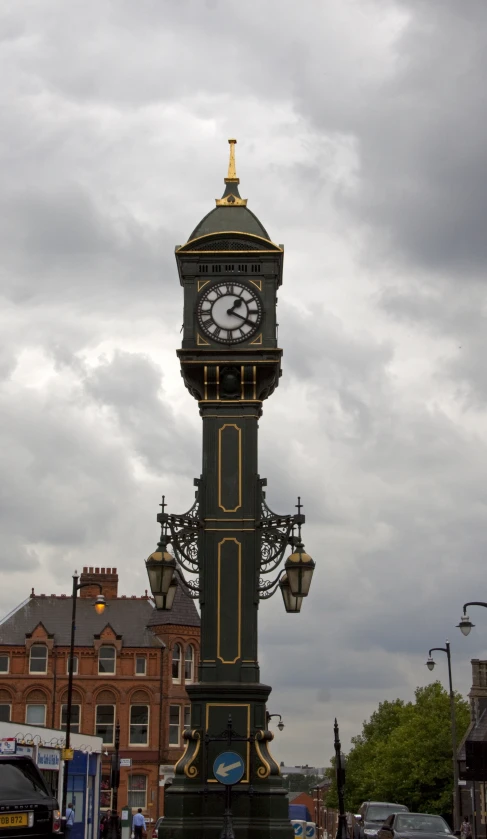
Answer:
xmin=214 ymin=327 xmax=221 ymax=338
xmin=226 ymin=330 xmax=233 ymax=340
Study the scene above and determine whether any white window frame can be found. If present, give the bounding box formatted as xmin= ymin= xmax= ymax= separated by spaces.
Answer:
xmin=29 ymin=644 xmax=48 ymax=674
xmin=60 ymin=703 xmax=81 ymax=733
xmin=129 ymin=704 xmax=149 ymax=747
xmin=95 ymin=704 xmax=115 ymax=745
xmin=172 ymin=644 xmax=182 ymax=684
xmin=135 ymin=656 xmax=146 ymax=676
xmin=184 ymin=646 xmax=194 ymax=683
xmin=26 ymin=703 xmax=46 ymax=726
xmin=66 ymin=655 xmax=78 ymax=676
xmin=0 ymin=704 xmax=11 ymax=722
xmin=169 ymin=705 xmax=181 ymax=746
xmin=98 ymin=646 xmax=116 ymax=675
xmin=0 ymin=655 xmax=9 ymax=674
xmin=127 ymin=774 xmax=147 ymax=809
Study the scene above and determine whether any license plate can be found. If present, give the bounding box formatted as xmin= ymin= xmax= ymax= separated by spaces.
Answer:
xmin=0 ymin=814 xmax=29 ymax=828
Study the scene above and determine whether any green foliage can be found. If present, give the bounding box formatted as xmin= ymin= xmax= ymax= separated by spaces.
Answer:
xmin=326 ymin=683 xmax=470 ymax=817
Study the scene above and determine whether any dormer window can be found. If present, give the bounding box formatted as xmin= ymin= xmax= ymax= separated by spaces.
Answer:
xmin=98 ymin=646 xmax=116 ymax=675
xmin=29 ymin=644 xmax=48 ymax=674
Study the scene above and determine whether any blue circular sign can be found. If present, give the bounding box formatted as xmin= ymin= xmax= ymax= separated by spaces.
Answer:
xmin=213 ymin=750 xmax=245 ymax=785
xmin=293 ymin=825 xmax=304 ymax=837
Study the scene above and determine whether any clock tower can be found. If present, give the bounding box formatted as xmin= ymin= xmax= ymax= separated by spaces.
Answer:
xmin=151 ymin=140 xmax=315 ymax=839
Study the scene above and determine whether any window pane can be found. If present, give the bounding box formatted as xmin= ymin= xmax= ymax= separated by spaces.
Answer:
xmin=96 ymin=705 xmax=115 ymax=744
xmin=169 ymin=706 xmax=180 ymax=746
xmin=30 ymin=646 xmax=47 ymax=673
xmin=184 ymin=646 xmax=193 ymax=681
xmin=130 ymin=705 xmax=149 ymax=745
xmin=67 ymin=655 xmax=78 ymax=675
xmin=61 ymin=704 xmax=80 ymax=734
xmin=136 ymin=657 xmax=146 ymax=675
xmin=100 ymin=775 xmax=111 ymax=809
xmin=26 ymin=704 xmax=46 ymax=725
xmin=0 ymin=704 xmax=11 ymax=722
xmin=128 ymin=774 xmax=147 ymax=809
xmin=172 ymin=644 xmax=181 ymax=680
xmin=98 ymin=647 xmax=115 ymax=674
xmin=0 ymin=656 xmax=9 ymax=673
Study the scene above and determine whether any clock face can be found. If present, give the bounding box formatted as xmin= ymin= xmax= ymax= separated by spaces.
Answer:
xmin=197 ymin=282 xmax=262 ymax=344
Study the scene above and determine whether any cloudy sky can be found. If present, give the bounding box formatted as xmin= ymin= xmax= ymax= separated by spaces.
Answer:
xmin=2 ymin=0 xmax=487 ymax=766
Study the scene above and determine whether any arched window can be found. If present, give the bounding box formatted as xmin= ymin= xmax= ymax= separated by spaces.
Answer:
xmin=185 ymin=646 xmax=194 ymax=683
xmin=172 ymin=644 xmax=182 ymax=683
xmin=29 ymin=644 xmax=48 ymax=674
xmin=98 ymin=646 xmax=116 ymax=675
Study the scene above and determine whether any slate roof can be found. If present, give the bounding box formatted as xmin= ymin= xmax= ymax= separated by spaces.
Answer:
xmin=0 ymin=581 xmax=200 ymax=647
xmin=457 ymin=709 xmax=487 ymax=760
xmin=147 ymin=583 xmax=200 ymax=629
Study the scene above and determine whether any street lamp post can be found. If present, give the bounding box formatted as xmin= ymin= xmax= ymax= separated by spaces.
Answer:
xmin=334 ymin=719 xmax=348 ymax=839
xmin=425 ymin=641 xmax=459 ymax=831
xmin=61 ymin=572 xmax=106 ymax=833
xmin=109 ymin=721 xmax=121 ymax=839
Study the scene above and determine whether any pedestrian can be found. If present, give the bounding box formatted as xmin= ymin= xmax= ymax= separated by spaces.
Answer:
xmin=100 ymin=812 xmax=110 ymax=839
xmin=132 ymin=808 xmax=146 ymax=839
xmin=65 ymin=803 xmax=75 ymax=839
xmin=461 ymin=817 xmax=472 ymax=839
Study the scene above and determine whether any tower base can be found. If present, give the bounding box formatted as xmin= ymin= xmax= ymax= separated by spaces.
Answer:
xmin=160 ymin=682 xmax=293 ymax=839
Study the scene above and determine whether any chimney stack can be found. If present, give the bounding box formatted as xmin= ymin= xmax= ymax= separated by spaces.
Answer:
xmin=79 ymin=567 xmax=119 ymax=599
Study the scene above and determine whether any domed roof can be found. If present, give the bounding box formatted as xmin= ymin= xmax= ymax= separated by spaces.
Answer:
xmin=187 ymin=139 xmax=272 ymax=244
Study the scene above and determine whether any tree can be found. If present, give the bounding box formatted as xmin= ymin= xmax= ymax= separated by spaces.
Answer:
xmin=325 ymin=683 xmax=470 ymax=818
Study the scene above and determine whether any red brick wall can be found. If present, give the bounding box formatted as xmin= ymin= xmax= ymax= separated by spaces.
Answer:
xmin=0 ymin=606 xmax=200 ymax=821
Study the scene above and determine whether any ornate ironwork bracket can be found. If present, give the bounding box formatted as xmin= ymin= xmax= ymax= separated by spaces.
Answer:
xmin=257 ymin=478 xmax=306 ymax=599
xmin=157 ymin=480 xmax=203 ymax=595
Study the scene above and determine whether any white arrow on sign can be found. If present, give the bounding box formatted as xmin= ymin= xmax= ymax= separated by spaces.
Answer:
xmin=215 ymin=760 xmax=242 ymax=778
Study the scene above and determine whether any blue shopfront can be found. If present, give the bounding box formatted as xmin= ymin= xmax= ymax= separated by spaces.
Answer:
xmin=65 ymin=751 xmax=99 ymax=839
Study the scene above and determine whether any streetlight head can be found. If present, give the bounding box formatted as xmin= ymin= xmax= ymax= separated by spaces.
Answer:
xmin=279 ymin=574 xmax=303 ymax=613
xmin=457 ymin=614 xmax=474 ymax=636
xmin=278 ymin=720 xmax=285 ymax=732
xmin=146 ymin=541 xmax=177 ymax=604
xmin=426 ymin=657 xmax=435 ymax=671
xmin=94 ymin=594 xmax=106 ymax=615
xmin=285 ymin=543 xmax=315 ymax=598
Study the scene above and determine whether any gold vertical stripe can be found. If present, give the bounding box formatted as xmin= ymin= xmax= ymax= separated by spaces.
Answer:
xmin=241 ymin=365 xmax=244 ymax=400
xmin=253 ymin=365 xmax=256 ymax=400
xmin=218 ymin=424 xmax=242 ymax=512
xmin=217 ymin=538 xmax=241 ymax=664
xmin=204 ymin=365 xmax=208 ymax=401
xmin=216 ymin=365 xmax=220 ymax=401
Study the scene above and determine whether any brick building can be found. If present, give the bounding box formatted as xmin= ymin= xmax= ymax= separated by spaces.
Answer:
xmin=0 ymin=566 xmax=200 ymax=819
xmin=457 ymin=659 xmax=487 ymax=835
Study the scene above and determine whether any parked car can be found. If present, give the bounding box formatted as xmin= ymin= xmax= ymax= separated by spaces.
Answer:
xmin=0 ymin=755 xmax=61 ymax=839
xmin=355 ymin=801 xmax=410 ymax=839
xmin=377 ymin=812 xmax=453 ymax=839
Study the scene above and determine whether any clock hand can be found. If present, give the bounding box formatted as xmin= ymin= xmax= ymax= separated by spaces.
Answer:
xmin=229 ymin=310 xmax=257 ymax=327
xmin=227 ymin=298 xmax=243 ymax=316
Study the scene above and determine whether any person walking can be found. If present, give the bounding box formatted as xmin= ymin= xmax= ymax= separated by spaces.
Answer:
xmin=461 ymin=817 xmax=472 ymax=839
xmin=132 ymin=809 xmax=146 ymax=839
xmin=65 ymin=803 xmax=75 ymax=838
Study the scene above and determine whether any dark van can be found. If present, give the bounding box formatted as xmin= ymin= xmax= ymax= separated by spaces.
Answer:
xmin=0 ymin=755 xmax=61 ymax=838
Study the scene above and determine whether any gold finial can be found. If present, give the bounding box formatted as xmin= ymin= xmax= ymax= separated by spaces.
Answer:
xmin=225 ymin=138 xmax=239 ymax=183
xmin=215 ymin=138 xmax=247 ymax=206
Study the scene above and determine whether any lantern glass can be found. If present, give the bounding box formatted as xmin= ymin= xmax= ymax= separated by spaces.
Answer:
xmin=285 ymin=551 xmax=315 ymax=597
xmin=280 ymin=575 xmax=303 ymax=613
xmin=146 ymin=551 xmax=176 ymax=598
xmin=426 ymin=658 xmax=435 ymax=671
xmin=154 ymin=577 xmax=177 ymax=611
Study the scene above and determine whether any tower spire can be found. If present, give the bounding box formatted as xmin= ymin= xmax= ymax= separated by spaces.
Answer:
xmin=216 ymin=137 xmax=247 ymax=207
xmin=225 ymin=138 xmax=239 ymax=183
